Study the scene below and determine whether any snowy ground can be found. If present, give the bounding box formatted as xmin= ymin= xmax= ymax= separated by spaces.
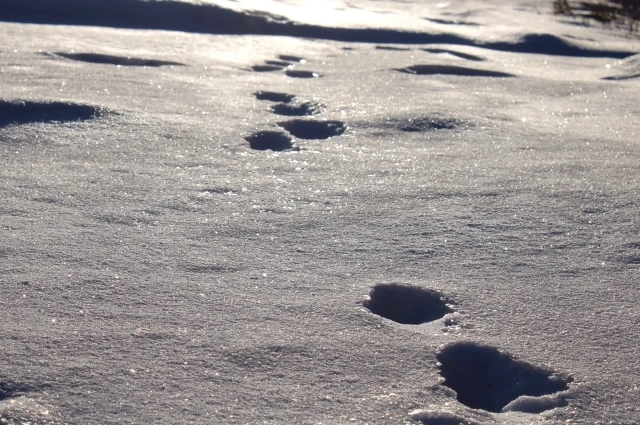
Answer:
xmin=0 ymin=1 xmax=639 ymax=424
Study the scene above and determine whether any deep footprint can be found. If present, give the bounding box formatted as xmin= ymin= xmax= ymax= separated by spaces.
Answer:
xmin=422 ymin=48 xmax=484 ymax=61
xmin=245 ymin=131 xmax=295 ymax=151
xmin=270 ymin=101 xmax=322 ymax=116
xmin=285 ymin=69 xmax=321 ymax=78
xmin=436 ymin=342 xmax=572 ymax=413
xmin=0 ymin=99 xmax=103 ymax=128
xmin=251 ymin=64 xmax=284 ymax=72
xmin=254 ymin=91 xmax=296 ymax=103
xmin=278 ymin=119 xmax=346 ymax=139
xmin=397 ymin=64 xmax=513 ymax=77
xmin=55 ymin=52 xmax=184 ymax=66
xmin=363 ymin=284 xmax=453 ymax=324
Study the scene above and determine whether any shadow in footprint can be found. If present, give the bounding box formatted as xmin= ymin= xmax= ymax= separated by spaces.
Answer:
xmin=0 ymin=99 xmax=103 ymax=128
xmin=364 ymin=284 xmax=453 ymax=324
xmin=397 ymin=65 xmax=513 ymax=77
xmin=55 ymin=52 xmax=184 ymax=66
xmin=278 ymin=55 xmax=306 ymax=63
xmin=270 ymin=101 xmax=322 ymax=116
xmin=437 ymin=342 xmax=572 ymax=413
xmin=254 ymin=91 xmax=296 ymax=103
xmin=603 ymin=73 xmax=640 ymax=81
xmin=358 ymin=116 xmax=469 ymax=133
xmin=285 ymin=70 xmax=321 ymax=78
xmin=245 ymin=131 xmax=295 ymax=151
xmin=376 ymin=45 xmax=411 ymax=51
xmin=0 ymin=382 xmax=30 ymax=401
xmin=265 ymin=60 xmax=293 ymax=67
xmin=397 ymin=117 xmax=462 ymax=132
xmin=422 ymin=48 xmax=484 ymax=62
xmin=251 ymin=64 xmax=284 ymax=72
xmin=278 ymin=119 xmax=346 ymax=139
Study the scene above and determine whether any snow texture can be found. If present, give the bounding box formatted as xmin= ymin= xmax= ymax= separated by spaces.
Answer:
xmin=0 ymin=0 xmax=639 ymax=424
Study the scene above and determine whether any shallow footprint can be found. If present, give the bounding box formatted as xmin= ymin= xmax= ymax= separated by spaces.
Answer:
xmin=278 ymin=119 xmax=346 ymax=139
xmin=376 ymin=45 xmax=411 ymax=51
xmin=278 ymin=55 xmax=306 ymax=63
xmin=245 ymin=131 xmax=296 ymax=151
xmin=55 ymin=52 xmax=184 ymax=66
xmin=397 ymin=65 xmax=513 ymax=77
xmin=270 ymin=101 xmax=323 ymax=116
xmin=0 ymin=99 xmax=103 ymax=128
xmin=265 ymin=60 xmax=293 ymax=67
xmin=436 ymin=342 xmax=572 ymax=413
xmin=422 ymin=48 xmax=485 ymax=62
xmin=254 ymin=91 xmax=296 ymax=103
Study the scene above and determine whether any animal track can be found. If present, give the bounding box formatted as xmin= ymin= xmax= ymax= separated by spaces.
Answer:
xmin=251 ymin=64 xmax=284 ymax=72
xmin=286 ymin=70 xmax=321 ymax=78
xmin=436 ymin=342 xmax=572 ymax=413
xmin=363 ymin=284 xmax=453 ymax=325
xmin=0 ymin=99 xmax=103 ymax=128
xmin=278 ymin=119 xmax=346 ymax=139
xmin=422 ymin=48 xmax=484 ymax=61
xmin=55 ymin=52 xmax=184 ymax=66
xmin=270 ymin=101 xmax=323 ymax=116
xmin=245 ymin=131 xmax=296 ymax=151
xmin=397 ymin=65 xmax=513 ymax=77
xmin=254 ymin=91 xmax=296 ymax=103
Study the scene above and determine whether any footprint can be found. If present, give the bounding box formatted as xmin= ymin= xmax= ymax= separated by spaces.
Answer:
xmin=277 ymin=119 xmax=346 ymax=139
xmin=363 ymin=284 xmax=454 ymax=325
xmin=422 ymin=48 xmax=485 ymax=62
xmin=0 ymin=381 xmax=30 ymax=401
xmin=254 ymin=91 xmax=296 ymax=103
xmin=603 ymin=73 xmax=640 ymax=81
xmin=251 ymin=64 xmax=284 ymax=72
xmin=0 ymin=99 xmax=103 ymax=128
xmin=244 ymin=130 xmax=296 ymax=151
xmin=396 ymin=65 xmax=513 ymax=77
xmin=55 ymin=52 xmax=184 ymax=66
xmin=395 ymin=117 xmax=463 ymax=132
xmin=376 ymin=45 xmax=411 ymax=51
xmin=270 ymin=101 xmax=323 ymax=116
xmin=285 ymin=69 xmax=321 ymax=78
xmin=436 ymin=342 xmax=572 ymax=413
xmin=278 ymin=55 xmax=306 ymax=63
xmin=265 ymin=60 xmax=293 ymax=67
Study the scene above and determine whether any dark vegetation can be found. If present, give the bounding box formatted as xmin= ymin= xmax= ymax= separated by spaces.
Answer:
xmin=554 ymin=0 xmax=640 ymax=32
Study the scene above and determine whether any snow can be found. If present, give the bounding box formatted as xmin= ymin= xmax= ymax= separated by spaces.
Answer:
xmin=0 ymin=0 xmax=639 ymax=424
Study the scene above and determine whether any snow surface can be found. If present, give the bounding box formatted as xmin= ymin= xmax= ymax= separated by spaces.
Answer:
xmin=0 ymin=0 xmax=639 ymax=424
